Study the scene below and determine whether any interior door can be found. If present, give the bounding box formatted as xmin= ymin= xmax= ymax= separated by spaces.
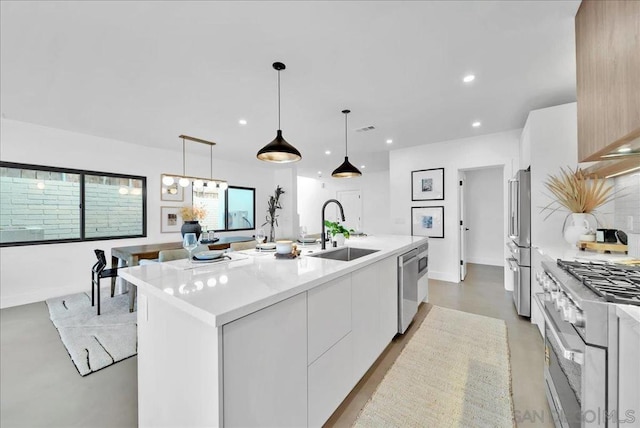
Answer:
xmin=336 ymin=190 xmax=362 ymax=232
xmin=459 ymin=174 xmax=468 ymax=281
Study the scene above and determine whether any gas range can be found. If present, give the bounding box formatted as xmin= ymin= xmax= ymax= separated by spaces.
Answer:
xmin=556 ymin=260 xmax=640 ymax=306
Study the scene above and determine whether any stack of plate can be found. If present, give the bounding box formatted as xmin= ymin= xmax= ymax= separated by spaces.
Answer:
xmin=256 ymin=243 xmax=277 ymax=251
xmin=193 ymin=250 xmax=225 ymax=261
xmin=297 ymin=237 xmax=317 ymax=244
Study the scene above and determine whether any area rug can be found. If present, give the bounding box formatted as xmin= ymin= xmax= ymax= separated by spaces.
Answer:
xmin=353 ymin=306 xmax=514 ymax=427
xmin=46 ymin=292 xmax=137 ymax=376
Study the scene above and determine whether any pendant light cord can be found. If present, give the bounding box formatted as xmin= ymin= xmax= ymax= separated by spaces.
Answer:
xmin=277 ymin=69 xmax=281 ymax=130
xmin=344 ymin=112 xmax=348 ymax=156
xmin=182 ymin=137 xmax=186 ymax=176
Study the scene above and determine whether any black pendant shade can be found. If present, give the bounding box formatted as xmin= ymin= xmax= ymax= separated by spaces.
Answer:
xmin=332 ymin=156 xmax=362 ymax=178
xmin=257 ymin=129 xmax=301 ymax=163
xmin=257 ymin=62 xmax=302 ymax=163
xmin=332 ymin=109 xmax=362 ymax=178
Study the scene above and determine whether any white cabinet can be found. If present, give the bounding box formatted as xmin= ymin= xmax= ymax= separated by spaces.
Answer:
xmin=352 ymin=257 xmax=398 ymax=383
xmin=308 ymin=275 xmax=352 ymax=364
xmin=308 ymin=333 xmax=353 ymax=427
xmin=223 ymin=292 xmax=308 ymax=428
xmin=616 ymin=306 xmax=640 ymax=428
xmin=378 ymin=257 xmax=398 ymax=352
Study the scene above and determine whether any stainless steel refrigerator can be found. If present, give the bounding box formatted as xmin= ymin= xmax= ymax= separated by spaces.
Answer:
xmin=506 ymin=169 xmax=531 ymax=317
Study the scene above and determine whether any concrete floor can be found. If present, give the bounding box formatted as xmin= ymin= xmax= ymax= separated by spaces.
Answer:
xmin=1 ymin=263 xmax=551 ymax=427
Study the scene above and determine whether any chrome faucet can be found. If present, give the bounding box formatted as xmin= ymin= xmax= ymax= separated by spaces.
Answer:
xmin=321 ymin=199 xmax=346 ymax=250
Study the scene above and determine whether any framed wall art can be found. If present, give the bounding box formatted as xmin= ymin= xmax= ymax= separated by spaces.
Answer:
xmin=160 ymin=206 xmax=182 ymax=233
xmin=411 ymin=206 xmax=444 ymax=238
xmin=411 ymin=168 xmax=444 ymax=201
xmin=161 ymin=174 xmax=184 ymax=202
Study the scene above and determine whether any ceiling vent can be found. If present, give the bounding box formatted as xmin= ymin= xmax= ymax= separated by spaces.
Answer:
xmin=354 ymin=125 xmax=376 ymax=132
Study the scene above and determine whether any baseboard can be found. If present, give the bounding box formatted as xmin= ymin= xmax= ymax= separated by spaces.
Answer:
xmin=428 ymin=271 xmax=459 ymax=283
xmin=466 ymin=257 xmax=504 ymax=267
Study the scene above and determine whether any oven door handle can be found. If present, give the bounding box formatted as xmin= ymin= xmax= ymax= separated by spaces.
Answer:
xmin=540 ymin=301 xmax=584 ymax=365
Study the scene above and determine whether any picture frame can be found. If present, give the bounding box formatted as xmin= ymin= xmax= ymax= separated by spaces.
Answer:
xmin=411 ymin=206 xmax=444 ymax=238
xmin=411 ymin=168 xmax=444 ymax=201
xmin=160 ymin=206 xmax=182 ymax=233
xmin=161 ymin=174 xmax=184 ymax=202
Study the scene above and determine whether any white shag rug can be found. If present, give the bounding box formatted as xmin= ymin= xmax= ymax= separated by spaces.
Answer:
xmin=353 ymin=306 xmax=515 ymax=427
xmin=46 ymin=292 xmax=137 ymax=376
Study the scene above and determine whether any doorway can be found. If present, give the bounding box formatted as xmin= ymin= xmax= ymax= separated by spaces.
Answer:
xmin=458 ymin=166 xmax=505 ymax=282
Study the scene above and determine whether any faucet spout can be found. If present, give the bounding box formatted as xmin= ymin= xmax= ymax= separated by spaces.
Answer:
xmin=321 ymin=199 xmax=346 ymax=250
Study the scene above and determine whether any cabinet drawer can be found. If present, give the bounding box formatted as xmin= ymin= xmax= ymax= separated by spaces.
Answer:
xmin=308 ymin=332 xmax=353 ymax=428
xmin=308 ymin=275 xmax=352 ymax=364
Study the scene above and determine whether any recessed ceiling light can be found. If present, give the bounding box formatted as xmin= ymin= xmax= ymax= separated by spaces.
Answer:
xmin=386 ymin=139 xmax=393 ymax=144
xmin=463 ymin=74 xmax=475 ymax=83
xmin=325 ymin=150 xmax=331 ymax=155
xmin=472 ymin=121 xmax=481 ymax=128
xmin=617 ymin=147 xmax=632 ymax=153
xmin=238 ymin=119 xmax=247 ymax=125
xmin=361 ymin=165 xmax=366 ymax=169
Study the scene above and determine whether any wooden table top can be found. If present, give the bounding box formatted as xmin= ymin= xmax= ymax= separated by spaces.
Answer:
xmin=111 ymin=235 xmax=255 ymax=265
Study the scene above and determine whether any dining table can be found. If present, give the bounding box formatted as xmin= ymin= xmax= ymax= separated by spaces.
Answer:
xmin=111 ymin=235 xmax=255 ymax=312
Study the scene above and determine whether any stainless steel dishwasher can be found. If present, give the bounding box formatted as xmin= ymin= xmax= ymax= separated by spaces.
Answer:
xmin=398 ymin=248 xmax=419 ymax=334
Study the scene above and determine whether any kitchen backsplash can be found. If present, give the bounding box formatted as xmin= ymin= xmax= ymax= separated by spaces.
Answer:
xmin=614 ymin=172 xmax=640 ymax=233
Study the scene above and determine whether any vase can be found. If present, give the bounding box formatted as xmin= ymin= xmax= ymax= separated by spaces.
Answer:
xmin=332 ymin=233 xmax=345 ymax=247
xmin=269 ymin=224 xmax=275 ymax=243
xmin=563 ymin=213 xmax=590 ymax=247
xmin=181 ymin=221 xmax=202 ymax=240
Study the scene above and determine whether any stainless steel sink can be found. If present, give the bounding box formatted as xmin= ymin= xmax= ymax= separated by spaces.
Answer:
xmin=307 ymin=247 xmax=379 ymax=261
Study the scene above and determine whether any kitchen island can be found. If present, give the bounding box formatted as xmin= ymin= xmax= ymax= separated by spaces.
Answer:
xmin=119 ymin=234 xmax=427 ymax=428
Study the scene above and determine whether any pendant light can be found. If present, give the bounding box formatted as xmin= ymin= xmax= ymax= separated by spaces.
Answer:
xmin=178 ymin=136 xmax=190 ymax=187
xmin=257 ymin=62 xmax=302 ymax=163
xmin=331 ymin=109 xmax=362 ymax=178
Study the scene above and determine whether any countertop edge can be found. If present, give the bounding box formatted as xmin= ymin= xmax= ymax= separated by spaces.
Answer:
xmin=122 ymin=236 xmax=427 ymax=327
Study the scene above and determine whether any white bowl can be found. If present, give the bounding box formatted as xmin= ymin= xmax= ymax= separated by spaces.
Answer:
xmin=276 ymin=240 xmax=293 ymax=254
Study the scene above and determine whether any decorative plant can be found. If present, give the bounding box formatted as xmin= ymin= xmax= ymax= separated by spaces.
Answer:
xmin=324 ymin=220 xmax=354 ymax=239
xmin=262 ymin=185 xmax=285 ymax=242
xmin=541 ymin=166 xmax=616 ymax=219
xmin=180 ymin=205 xmax=207 ymax=221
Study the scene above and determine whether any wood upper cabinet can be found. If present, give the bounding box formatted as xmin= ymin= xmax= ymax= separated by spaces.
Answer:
xmin=575 ymin=0 xmax=640 ymax=162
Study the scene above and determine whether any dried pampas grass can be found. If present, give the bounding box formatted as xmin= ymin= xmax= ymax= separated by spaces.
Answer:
xmin=542 ymin=167 xmax=616 ymax=219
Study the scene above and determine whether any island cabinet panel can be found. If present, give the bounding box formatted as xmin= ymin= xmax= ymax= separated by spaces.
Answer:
xmin=308 ymin=333 xmax=354 ymax=427
xmin=138 ymin=292 xmax=222 ymax=428
xmin=352 ymin=257 xmax=398 ymax=383
xmin=307 ymin=275 xmax=352 ymax=364
xmin=222 ymin=292 xmax=308 ymax=428
xmin=378 ymin=257 xmax=399 ymax=348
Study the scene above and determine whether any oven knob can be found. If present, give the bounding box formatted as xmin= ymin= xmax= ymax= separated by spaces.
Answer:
xmin=562 ymin=305 xmax=573 ymax=322
xmin=555 ymin=296 xmax=568 ymax=311
xmin=570 ymin=309 xmax=586 ymax=328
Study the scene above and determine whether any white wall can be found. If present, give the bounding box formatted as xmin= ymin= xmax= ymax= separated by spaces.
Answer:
xmin=464 ymin=167 xmax=505 ymax=266
xmin=0 ymin=118 xmax=284 ymax=308
xmin=390 ymin=130 xmax=520 ymax=285
xmin=297 ymin=170 xmax=391 ymax=236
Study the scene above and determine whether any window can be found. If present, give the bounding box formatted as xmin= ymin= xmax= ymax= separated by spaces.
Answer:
xmin=193 ymin=186 xmax=255 ymax=232
xmin=0 ymin=162 xmax=146 ymax=246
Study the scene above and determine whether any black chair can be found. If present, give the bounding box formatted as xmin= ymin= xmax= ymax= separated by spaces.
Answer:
xmin=91 ymin=249 xmax=119 ymax=315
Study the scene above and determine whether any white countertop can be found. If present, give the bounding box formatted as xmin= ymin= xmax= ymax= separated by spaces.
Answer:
xmin=119 ymin=234 xmax=427 ymax=327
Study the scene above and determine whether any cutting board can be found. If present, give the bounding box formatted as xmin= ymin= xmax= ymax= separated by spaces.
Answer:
xmin=578 ymin=241 xmax=628 ymax=254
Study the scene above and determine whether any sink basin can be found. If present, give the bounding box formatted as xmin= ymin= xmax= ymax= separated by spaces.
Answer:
xmin=307 ymin=247 xmax=379 ymax=262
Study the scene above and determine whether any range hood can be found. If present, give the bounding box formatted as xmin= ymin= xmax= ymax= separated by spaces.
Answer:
xmin=581 ymin=133 xmax=640 ymax=178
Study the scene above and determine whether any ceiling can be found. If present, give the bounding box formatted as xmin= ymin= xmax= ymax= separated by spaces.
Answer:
xmin=0 ymin=1 xmax=580 ymax=178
